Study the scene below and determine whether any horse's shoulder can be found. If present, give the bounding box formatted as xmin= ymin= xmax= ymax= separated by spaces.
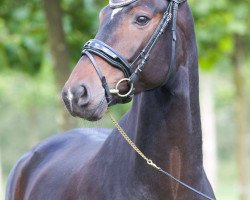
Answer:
xmin=18 ymin=128 xmax=110 ymax=163
xmin=33 ymin=128 xmax=111 ymax=152
xmin=6 ymin=128 xmax=111 ymax=200
xmin=13 ymin=128 xmax=111 ymax=169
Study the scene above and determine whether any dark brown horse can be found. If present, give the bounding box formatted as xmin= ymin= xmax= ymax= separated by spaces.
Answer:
xmin=6 ymin=0 xmax=216 ymax=199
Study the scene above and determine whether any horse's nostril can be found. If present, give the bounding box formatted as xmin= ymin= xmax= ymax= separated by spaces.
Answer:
xmin=75 ymin=85 xmax=86 ymax=98
xmin=75 ymin=85 xmax=85 ymax=98
xmin=76 ymin=84 xmax=89 ymax=107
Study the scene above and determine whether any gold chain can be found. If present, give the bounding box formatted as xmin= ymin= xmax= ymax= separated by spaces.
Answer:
xmin=107 ymin=109 xmax=160 ymax=170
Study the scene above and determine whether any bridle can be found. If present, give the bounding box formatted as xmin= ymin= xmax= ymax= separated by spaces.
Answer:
xmin=81 ymin=0 xmax=185 ymax=105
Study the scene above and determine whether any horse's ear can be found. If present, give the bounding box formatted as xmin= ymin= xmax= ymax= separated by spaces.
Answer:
xmin=109 ymin=0 xmax=138 ymax=8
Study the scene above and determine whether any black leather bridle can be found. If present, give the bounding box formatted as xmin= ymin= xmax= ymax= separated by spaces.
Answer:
xmin=81 ymin=0 xmax=186 ymax=105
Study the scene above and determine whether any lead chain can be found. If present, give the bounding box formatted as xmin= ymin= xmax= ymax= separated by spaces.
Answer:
xmin=107 ymin=109 xmax=160 ymax=170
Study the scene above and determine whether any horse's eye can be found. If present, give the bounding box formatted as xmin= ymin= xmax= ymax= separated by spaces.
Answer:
xmin=136 ymin=16 xmax=150 ymax=26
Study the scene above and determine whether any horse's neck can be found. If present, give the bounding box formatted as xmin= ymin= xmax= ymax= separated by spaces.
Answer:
xmin=125 ymin=64 xmax=204 ymax=193
xmin=86 ymin=53 xmax=206 ymax=200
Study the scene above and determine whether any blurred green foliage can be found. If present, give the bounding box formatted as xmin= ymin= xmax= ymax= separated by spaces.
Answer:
xmin=0 ymin=0 xmax=45 ymax=74
xmin=190 ymin=0 xmax=250 ymax=70
xmin=0 ymin=0 xmax=249 ymax=199
xmin=0 ymin=0 xmax=107 ymax=75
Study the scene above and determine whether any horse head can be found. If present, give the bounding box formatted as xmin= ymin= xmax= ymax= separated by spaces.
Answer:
xmin=62 ymin=0 xmax=187 ymax=121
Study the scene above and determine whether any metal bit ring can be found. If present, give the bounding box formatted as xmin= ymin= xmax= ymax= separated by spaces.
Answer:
xmin=110 ymin=78 xmax=134 ymax=98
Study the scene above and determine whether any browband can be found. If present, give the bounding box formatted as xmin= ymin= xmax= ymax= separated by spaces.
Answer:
xmin=109 ymin=0 xmax=186 ymax=8
xmin=109 ymin=0 xmax=137 ymax=8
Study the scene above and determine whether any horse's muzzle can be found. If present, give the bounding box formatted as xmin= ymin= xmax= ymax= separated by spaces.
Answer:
xmin=62 ymin=84 xmax=90 ymax=116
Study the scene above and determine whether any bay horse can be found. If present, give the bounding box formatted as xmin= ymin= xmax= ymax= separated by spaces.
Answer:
xmin=6 ymin=0 xmax=216 ymax=199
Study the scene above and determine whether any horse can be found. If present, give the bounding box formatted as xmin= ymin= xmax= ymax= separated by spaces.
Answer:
xmin=6 ymin=0 xmax=216 ymax=199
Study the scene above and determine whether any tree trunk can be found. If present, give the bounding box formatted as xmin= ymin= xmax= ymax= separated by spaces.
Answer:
xmin=200 ymin=72 xmax=217 ymax=189
xmin=233 ymin=34 xmax=248 ymax=200
xmin=43 ymin=0 xmax=76 ymax=131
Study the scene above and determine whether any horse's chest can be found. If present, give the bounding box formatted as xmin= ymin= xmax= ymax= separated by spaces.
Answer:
xmin=77 ymin=181 xmax=157 ymax=200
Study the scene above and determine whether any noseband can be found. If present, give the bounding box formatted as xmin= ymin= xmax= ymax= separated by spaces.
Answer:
xmin=81 ymin=0 xmax=186 ymax=105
